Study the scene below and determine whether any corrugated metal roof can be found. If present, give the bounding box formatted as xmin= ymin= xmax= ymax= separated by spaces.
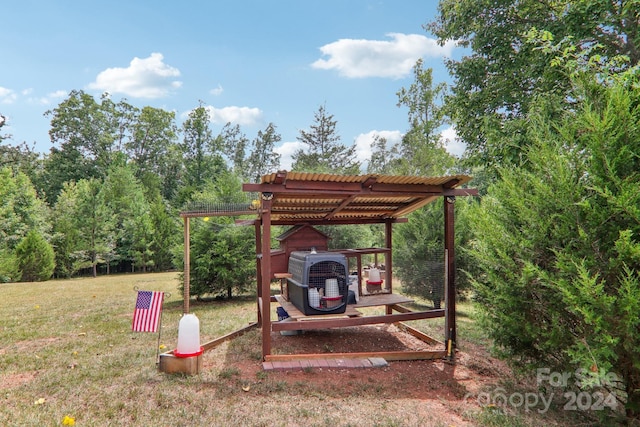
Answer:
xmin=241 ymin=171 xmax=476 ymax=225
xmin=260 ymin=171 xmax=473 ymax=187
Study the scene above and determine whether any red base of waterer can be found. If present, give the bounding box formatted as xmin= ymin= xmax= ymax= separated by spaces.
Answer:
xmin=366 ymin=280 xmax=383 ymax=292
xmin=173 ymin=346 xmax=204 ymax=358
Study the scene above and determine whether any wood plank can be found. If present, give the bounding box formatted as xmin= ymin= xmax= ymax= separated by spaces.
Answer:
xmin=202 ymin=322 xmax=259 ymax=351
xmin=265 ymin=350 xmax=447 ymax=362
xmin=271 ymin=309 xmax=445 ymax=331
xmin=389 ymin=304 xmax=412 ymax=313
xmin=274 ymin=295 xmax=361 ymax=320
xmin=396 ymin=322 xmax=444 ymax=346
xmin=354 ymin=293 xmax=413 ymax=307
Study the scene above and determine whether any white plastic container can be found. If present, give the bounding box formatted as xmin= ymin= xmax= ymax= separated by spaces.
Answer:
xmin=348 ymin=275 xmax=359 ymax=302
xmin=308 ymin=288 xmax=320 ymax=307
xmin=325 ymin=278 xmax=339 ymax=297
xmin=175 ymin=313 xmax=203 ymax=357
xmin=368 ymin=268 xmax=381 ymax=282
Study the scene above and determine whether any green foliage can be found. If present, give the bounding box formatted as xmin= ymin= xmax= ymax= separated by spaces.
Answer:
xmin=319 ymin=224 xmax=374 ymax=253
xmin=0 ymin=248 xmax=19 ymax=283
xmin=74 ymin=178 xmax=116 ymax=277
xmin=102 ymin=163 xmax=155 ymax=272
xmin=246 ymin=122 xmax=281 ymax=182
xmin=394 ymin=202 xmax=446 ymax=307
xmin=51 ymin=181 xmax=82 ymax=277
xmin=468 ymin=75 xmax=640 ymax=418
xmin=181 ymin=103 xmax=227 ymax=194
xmin=388 ymin=59 xmax=468 ymax=307
xmin=429 ymin=0 xmax=640 ymax=176
xmin=15 ymin=230 xmax=55 ymax=282
xmin=0 ymin=167 xmax=50 ymax=252
xmin=149 ymin=198 xmax=180 ymax=271
xmin=292 ymin=104 xmax=359 ymax=174
xmin=185 ymin=172 xmax=256 ymax=299
xmin=189 ymin=219 xmax=255 ymax=299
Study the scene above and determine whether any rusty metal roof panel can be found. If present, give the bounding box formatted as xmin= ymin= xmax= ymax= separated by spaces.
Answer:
xmin=260 ymin=171 xmax=472 ymax=188
xmin=241 ymin=171 xmax=476 ymax=224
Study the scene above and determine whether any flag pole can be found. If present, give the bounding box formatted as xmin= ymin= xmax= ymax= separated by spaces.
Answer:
xmin=155 ymin=293 xmax=166 ymax=365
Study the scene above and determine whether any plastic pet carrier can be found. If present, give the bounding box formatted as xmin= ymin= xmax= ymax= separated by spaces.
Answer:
xmin=287 ymin=251 xmax=349 ymax=315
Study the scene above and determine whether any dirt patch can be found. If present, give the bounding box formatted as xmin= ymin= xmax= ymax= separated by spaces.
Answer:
xmin=0 ymin=371 xmax=38 ymax=390
xmin=206 ymin=324 xmax=511 ymax=406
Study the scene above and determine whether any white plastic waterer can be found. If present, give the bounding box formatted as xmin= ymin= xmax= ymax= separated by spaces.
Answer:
xmin=175 ymin=313 xmax=203 ymax=358
xmin=325 ymin=278 xmax=339 ymax=297
xmin=368 ymin=268 xmax=381 ymax=282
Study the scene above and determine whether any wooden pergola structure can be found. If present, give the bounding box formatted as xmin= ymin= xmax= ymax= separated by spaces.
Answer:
xmin=239 ymin=171 xmax=478 ymax=362
xmin=174 ymin=171 xmax=477 ymax=368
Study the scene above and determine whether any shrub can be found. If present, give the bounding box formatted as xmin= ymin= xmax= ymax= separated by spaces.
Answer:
xmin=15 ymin=230 xmax=56 ymax=282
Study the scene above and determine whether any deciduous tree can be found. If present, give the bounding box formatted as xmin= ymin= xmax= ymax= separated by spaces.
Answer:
xmin=429 ymin=0 xmax=640 ymax=173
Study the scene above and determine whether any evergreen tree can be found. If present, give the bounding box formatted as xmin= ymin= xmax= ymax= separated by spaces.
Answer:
xmin=186 ymin=172 xmax=255 ymax=298
xmin=15 ymin=230 xmax=55 ymax=282
xmin=246 ymin=122 xmax=281 ymax=182
xmin=469 ymin=73 xmax=640 ymax=420
xmin=292 ymin=104 xmax=359 ymax=174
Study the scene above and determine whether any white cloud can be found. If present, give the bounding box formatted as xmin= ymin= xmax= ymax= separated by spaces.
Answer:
xmin=87 ymin=53 xmax=182 ymax=98
xmin=204 ymin=105 xmax=263 ymax=126
xmin=275 ymin=140 xmax=306 ymax=170
xmin=209 ymin=84 xmax=224 ymax=96
xmin=0 ymin=87 xmax=17 ymax=104
xmin=354 ymin=130 xmax=403 ymax=166
xmin=25 ymin=89 xmax=68 ymax=105
xmin=311 ymin=33 xmax=457 ymax=79
xmin=440 ymin=126 xmax=466 ymax=157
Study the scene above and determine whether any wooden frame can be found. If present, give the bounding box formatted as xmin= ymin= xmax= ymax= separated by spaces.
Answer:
xmin=240 ymin=172 xmax=477 ymax=361
xmin=177 ymin=172 xmax=477 ymax=364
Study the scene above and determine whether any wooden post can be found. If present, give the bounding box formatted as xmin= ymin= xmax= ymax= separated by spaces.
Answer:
xmin=260 ymin=193 xmax=273 ymax=360
xmin=444 ymin=196 xmax=456 ymax=357
xmin=385 ymin=219 xmax=393 ymax=314
xmin=254 ymin=221 xmax=262 ymax=327
xmin=183 ymin=216 xmax=190 ymax=314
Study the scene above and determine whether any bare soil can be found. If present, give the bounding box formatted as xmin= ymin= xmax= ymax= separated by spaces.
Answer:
xmin=203 ymin=324 xmax=515 ymax=426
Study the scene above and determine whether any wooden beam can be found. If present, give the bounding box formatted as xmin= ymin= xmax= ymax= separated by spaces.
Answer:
xmin=444 ymin=195 xmax=456 ymax=357
xmin=323 ymin=194 xmax=357 ymax=220
xmin=396 ymin=322 xmax=444 ymax=346
xmin=443 ymin=188 xmax=479 ymax=197
xmin=183 ymin=216 xmax=190 ymax=314
xmin=265 ymin=350 xmax=447 ymax=362
xmin=260 ymin=195 xmax=273 ymax=360
xmin=254 ymin=221 xmax=262 ymax=326
xmin=271 ymin=309 xmax=445 ymax=331
xmin=202 ymin=322 xmax=259 ymax=352
xmin=385 ymin=219 xmax=393 ymax=308
xmin=392 ymin=196 xmax=438 ymax=217
xmin=269 ymin=217 xmax=409 ymax=226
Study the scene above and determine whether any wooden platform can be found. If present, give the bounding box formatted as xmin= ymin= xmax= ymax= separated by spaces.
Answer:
xmin=274 ymin=295 xmax=362 ymax=320
xmin=272 ymin=292 xmax=444 ymax=333
xmin=353 ymin=293 xmax=413 ymax=308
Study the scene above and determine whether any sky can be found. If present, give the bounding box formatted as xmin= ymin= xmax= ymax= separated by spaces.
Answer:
xmin=1 ymin=1 xmax=466 ymax=171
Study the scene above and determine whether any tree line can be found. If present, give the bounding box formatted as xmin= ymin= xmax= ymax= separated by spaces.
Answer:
xmin=2 ymin=0 xmax=640 ymax=419
xmin=0 ymin=70 xmax=461 ymax=286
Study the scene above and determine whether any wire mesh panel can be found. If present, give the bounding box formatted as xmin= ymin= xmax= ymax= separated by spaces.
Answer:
xmin=397 ymin=247 xmax=445 ymax=309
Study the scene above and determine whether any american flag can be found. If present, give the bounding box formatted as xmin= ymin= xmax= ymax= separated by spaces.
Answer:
xmin=132 ymin=290 xmax=164 ymax=332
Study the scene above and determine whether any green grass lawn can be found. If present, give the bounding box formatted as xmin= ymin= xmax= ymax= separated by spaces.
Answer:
xmin=0 ymin=273 xmax=619 ymax=426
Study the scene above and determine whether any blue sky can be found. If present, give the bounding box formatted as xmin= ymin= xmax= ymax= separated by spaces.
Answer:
xmin=1 ymin=1 xmax=465 ymax=170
